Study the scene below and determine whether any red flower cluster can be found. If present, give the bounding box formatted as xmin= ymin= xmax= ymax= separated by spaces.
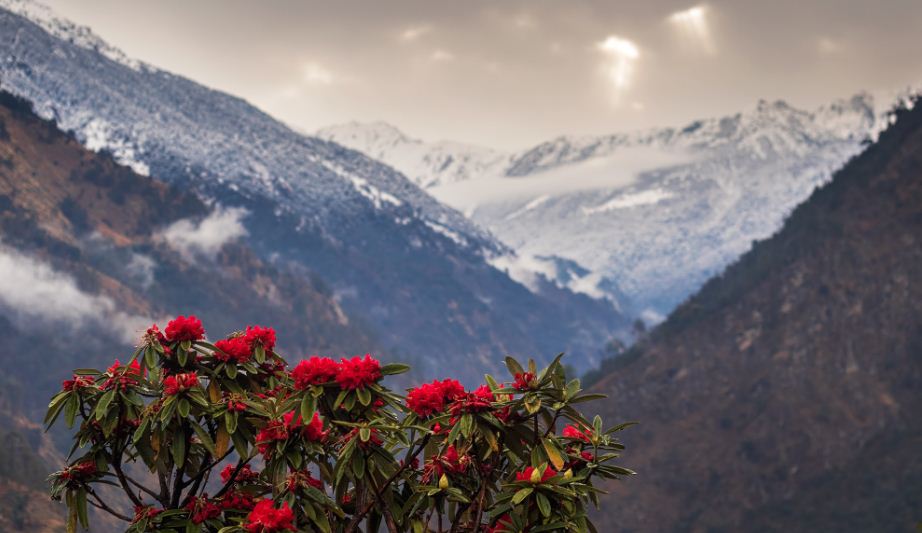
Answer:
xmin=132 ymin=505 xmax=162 ymax=523
xmin=164 ymin=315 xmax=205 ymax=343
xmin=214 ymin=336 xmax=252 ymax=364
xmin=336 ymin=354 xmax=382 ymax=390
xmin=286 ymin=469 xmax=323 ymax=492
xmin=515 ymin=465 xmax=557 ymax=484
xmin=163 ymin=372 xmax=200 ymax=396
xmin=244 ymin=325 xmax=276 ymax=353
xmin=282 ymin=411 xmax=328 ymax=442
xmin=60 ymin=460 xmax=96 ymax=482
xmin=406 ymin=379 xmax=464 ymax=417
xmin=184 ymin=496 xmax=222 ymax=524
xmin=220 ymin=464 xmax=259 ymax=485
xmin=62 ymin=374 xmax=94 ymax=392
xmin=256 ymin=419 xmax=290 ymax=456
xmin=562 ymin=424 xmax=592 ymax=443
xmin=291 ymin=356 xmax=339 ymax=389
xmin=100 ymin=359 xmax=143 ymax=391
xmin=513 ymin=371 xmax=535 ymax=391
xmin=226 ymin=396 xmax=247 ymax=412
xmin=422 ymin=444 xmax=470 ymax=482
xmin=220 ymin=489 xmax=256 ymax=511
xmin=244 ymin=500 xmax=295 ymax=533
xmin=449 ymin=385 xmax=495 ymax=416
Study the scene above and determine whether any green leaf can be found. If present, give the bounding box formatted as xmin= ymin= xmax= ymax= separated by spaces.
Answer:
xmin=460 ymin=414 xmax=473 ymax=438
xmin=569 ymin=393 xmax=607 ymax=404
xmin=380 ymin=363 xmax=410 ymax=375
xmin=536 ymin=492 xmax=551 ymax=518
xmin=177 ymin=348 xmax=188 ymax=367
xmin=225 ymin=364 xmax=238 ymax=379
xmin=172 ymin=434 xmax=186 ymax=466
xmin=95 ymin=389 xmax=116 ymax=421
xmin=359 ymin=427 xmax=371 ymax=443
xmin=191 ymin=424 xmax=216 ymax=456
xmin=75 ymin=489 xmax=89 ymax=529
xmin=224 ymin=412 xmax=238 ymax=434
xmin=505 ymin=356 xmax=525 ymax=376
xmin=177 ymin=398 xmax=190 ymax=419
xmin=351 ymin=450 xmax=366 ymax=479
xmin=64 ymin=394 xmax=79 ymax=428
xmin=356 ymin=387 xmax=372 ymax=407
xmin=144 ymin=346 xmax=157 ymax=369
xmin=511 ymin=487 xmax=533 ymax=505
xmin=300 ymin=394 xmax=316 ymax=422
xmin=254 ymin=345 xmax=266 ymax=364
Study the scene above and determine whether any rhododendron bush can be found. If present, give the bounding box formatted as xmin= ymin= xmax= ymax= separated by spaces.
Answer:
xmin=47 ymin=316 xmax=633 ymax=533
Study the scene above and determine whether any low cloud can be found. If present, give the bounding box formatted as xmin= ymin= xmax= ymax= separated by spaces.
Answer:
xmin=159 ymin=206 xmax=248 ymax=259
xmin=0 ymin=244 xmax=152 ymax=343
xmin=400 ymin=25 xmax=432 ymax=42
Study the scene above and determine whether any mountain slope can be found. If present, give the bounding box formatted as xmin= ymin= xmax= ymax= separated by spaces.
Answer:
xmin=320 ymin=93 xmax=913 ymax=320
xmin=585 ymin=97 xmax=922 ymax=531
xmin=0 ymin=1 xmax=625 ymax=377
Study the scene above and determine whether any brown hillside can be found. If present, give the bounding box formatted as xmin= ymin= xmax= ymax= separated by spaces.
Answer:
xmin=588 ymin=100 xmax=922 ymax=532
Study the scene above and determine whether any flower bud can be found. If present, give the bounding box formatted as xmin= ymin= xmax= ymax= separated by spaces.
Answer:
xmin=438 ymin=474 xmax=450 ymax=489
xmin=530 ymin=467 xmax=543 ymax=484
xmin=563 ymin=468 xmax=573 ymax=480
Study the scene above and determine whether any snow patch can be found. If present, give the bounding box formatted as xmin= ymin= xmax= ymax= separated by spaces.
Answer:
xmin=582 ymin=188 xmax=671 ymax=214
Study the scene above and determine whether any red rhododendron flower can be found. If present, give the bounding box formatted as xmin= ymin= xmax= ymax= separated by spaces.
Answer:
xmin=256 ymin=419 xmax=290 ymax=456
xmin=486 ymin=514 xmax=515 ymax=533
xmin=244 ymin=499 xmax=295 ymax=533
xmin=164 ymin=315 xmax=205 ymax=343
xmin=282 ymin=411 xmax=328 ymax=442
xmin=244 ymin=325 xmax=276 ymax=353
xmin=100 ymin=359 xmax=144 ymax=391
xmin=449 ymin=385 xmax=495 ymax=416
xmin=516 ymin=465 xmax=557 ymax=484
xmin=513 ymin=371 xmax=535 ymax=391
xmin=406 ymin=378 xmax=464 ymax=417
xmin=336 ymin=354 xmax=382 ymax=390
xmin=220 ymin=464 xmax=259 ymax=485
xmin=163 ymin=372 xmax=200 ymax=396
xmin=290 ymin=356 xmax=339 ymax=389
xmin=226 ymin=397 xmax=247 ymax=412
xmin=184 ymin=495 xmax=222 ymax=524
xmin=133 ymin=505 xmax=162 ymax=523
xmin=60 ymin=460 xmax=96 ymax=482
xmin=422 ymin=444 xmax=470 ymax=482
xmin=562 ymin=424 xmax=592 ymax=443
xmin=62 ymin=374 xmax=94 ymax=392
xmin=220 ymin=489 xmax=256 ymax=511
xmin=214 ymin=336 xmax=252 ymax=363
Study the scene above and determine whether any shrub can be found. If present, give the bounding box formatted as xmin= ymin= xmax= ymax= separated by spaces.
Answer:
xmin=46 ymin=316 xmax=633 ymax=532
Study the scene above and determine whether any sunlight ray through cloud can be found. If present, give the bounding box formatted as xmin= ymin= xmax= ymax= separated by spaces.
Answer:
xmin=668 ymin=5 xmax=715 ymax=54
xmin=596 ymin=35 xmax=640 ymax=100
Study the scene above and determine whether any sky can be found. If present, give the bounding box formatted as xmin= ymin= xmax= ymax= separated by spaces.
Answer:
xmin=42 ymin=0 xmax=922 ymax=150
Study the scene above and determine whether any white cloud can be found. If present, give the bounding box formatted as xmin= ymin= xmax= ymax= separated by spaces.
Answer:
xmin=430 ymin=49 xmax=455 ymax=62
xmin=159 ymin=206 xmax=248 ymax=259
xmin=0 ymin=243 xmax=153 ymax=342
xmin=817 ymin=37 xmax=842 ymax=54
xmin=302 ymin=62 xmax=335 ymax=85
xmin=668 ymin=5 xmax=716 ymax=55
xmin=126 ymin=253 xmax=156 ymax=289
xmin=400 ymin=25 xmax=432 ymax=42
xmin=596 ymin=35 xmax=640 ymax=98
xmin=512 ymin=13 xmax=537 ymax=29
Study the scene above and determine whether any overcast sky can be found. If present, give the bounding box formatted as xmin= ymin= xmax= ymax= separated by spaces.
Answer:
xmin=43 ymin=0 xmax=922 ymax=150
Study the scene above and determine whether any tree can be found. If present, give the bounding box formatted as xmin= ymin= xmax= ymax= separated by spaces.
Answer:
xmin=46 ymin=316 xmax=634 ymax=532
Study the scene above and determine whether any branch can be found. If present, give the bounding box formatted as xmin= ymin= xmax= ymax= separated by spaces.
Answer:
xmin=123 ymin=473 xmax=161 ymax=501
xmin=347 ymin=434 xmax=431 ymax=532
xmin=86 ymin=486 xmax=133 ymax=522
xmin=213 ymin=455 xmax=254 ymax=499
xmin=110 ymin=454 xmax=145 ymax=508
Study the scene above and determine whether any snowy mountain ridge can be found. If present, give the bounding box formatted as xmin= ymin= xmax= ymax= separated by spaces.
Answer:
xmin=319 ymin=87 xmax=918 ymax=319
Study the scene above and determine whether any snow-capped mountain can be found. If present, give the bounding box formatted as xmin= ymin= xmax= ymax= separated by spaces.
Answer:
xmin=319 ymin=91 xmax=916 ymax=319
xmin=0 ymin=0 xmax=627 ymax=376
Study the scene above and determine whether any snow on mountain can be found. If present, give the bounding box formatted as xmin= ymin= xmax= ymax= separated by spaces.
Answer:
xmin=0 ymin=1 xmax=627 ymax=376
xmin=319 ymin=90 xmax=917 ymax=319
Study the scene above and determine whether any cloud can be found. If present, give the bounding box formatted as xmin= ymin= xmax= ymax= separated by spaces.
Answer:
xmin=302 ymin=62 xmax=335 ymax=85
xmin=430 ymin=49 xmax=456 ymax=62
xmin=0 ymin=243 xmax=153 ymax=342
xmin=512 ymin=13 xmax=537 ymax=29
xmin=817 ymin=37 xmax=842 ymax=55
xmin=159 ymin=206 xmax=248 ymax=259
xmin=400 ymin=25 xmax=432 ymax=42
xmin=668 ymin=5 xmax=716 ymax=55
xmin=596 ymin=35 xmax=640 ymax=98
xmin=126 ymin=253 xmax=157 ymax=289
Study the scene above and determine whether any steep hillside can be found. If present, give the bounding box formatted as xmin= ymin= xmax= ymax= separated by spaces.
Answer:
xmin=0 ymin=2 xmax=626 ymax=376
xmin=0 ymin=89 xmax=378 ymax=410
xmin=321 ymin=92 xmax=916 ymax=320
xmin=586 ymin=98 xmax=922 ymax=531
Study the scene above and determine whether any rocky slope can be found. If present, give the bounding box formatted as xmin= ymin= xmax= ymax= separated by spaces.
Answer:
xmin=584 ymin=97 xmax=922 ymax=531
xmin=320 ymin=91 xmax=916 ymax=321
xmin=0 ymin=0 xmax=626 ymax=377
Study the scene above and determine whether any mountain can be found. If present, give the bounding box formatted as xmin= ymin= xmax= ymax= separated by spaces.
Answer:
xmin=319 ymin=91 xmax=914 ymax=321
xmin=0 ymin=0 xmax=626 ymax=378
xmin=584 ymin=96 xmax=922 ymax=531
